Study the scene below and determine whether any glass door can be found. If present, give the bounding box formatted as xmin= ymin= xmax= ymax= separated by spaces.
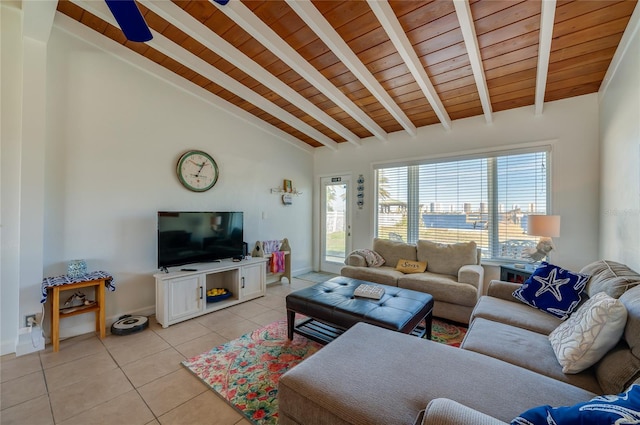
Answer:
xmin=320 ymin=175 xmax=351 ymax=273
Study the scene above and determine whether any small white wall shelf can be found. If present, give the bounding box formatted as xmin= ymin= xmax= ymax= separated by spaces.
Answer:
xmin=270 ymin=187 xmax=302 ymax=196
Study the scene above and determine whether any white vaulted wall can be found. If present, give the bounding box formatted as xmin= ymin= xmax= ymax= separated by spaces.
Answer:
xmin=1 ymin=5 xmax=313 ymax=354
xmin=313 ymin=95 xmax=601 ymax=273
xmin=598 ymin=8 xmax=640 ymax=271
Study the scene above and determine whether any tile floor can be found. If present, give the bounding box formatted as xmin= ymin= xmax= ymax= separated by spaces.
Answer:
xmin=0 ymin=277 xmax=319 ymax=425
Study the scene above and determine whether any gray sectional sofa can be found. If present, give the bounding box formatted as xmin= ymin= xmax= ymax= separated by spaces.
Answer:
xmin=279 ymin=260 xmax=640 ymax=425
xmin=341 ymin=238 xmax=484 ymax=324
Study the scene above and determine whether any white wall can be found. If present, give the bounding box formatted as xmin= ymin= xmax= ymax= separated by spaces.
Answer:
xmin=1 ymin=3 xmax=24 ymax=355
xmin=599 ymin=8 xmax=640 ymax=272
xmin=314 ymin=94 xmax=601 ymax=273
xmin=1 ymin=7 xmax=313 ymax=353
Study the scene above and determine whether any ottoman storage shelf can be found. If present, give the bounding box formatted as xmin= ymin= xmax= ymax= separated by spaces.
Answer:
xmin=286 ymin=276 xmax=434 ymax=344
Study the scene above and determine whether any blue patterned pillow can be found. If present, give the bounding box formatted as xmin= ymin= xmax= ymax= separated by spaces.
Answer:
xmin=511 ymin=384 xmax=640 ymax=424
xmin=512 ymin=262 xmax=588 ymax=320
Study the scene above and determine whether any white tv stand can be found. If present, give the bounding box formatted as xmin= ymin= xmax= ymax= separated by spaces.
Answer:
xmin=154 ymin=257 xmax=268 ymax=328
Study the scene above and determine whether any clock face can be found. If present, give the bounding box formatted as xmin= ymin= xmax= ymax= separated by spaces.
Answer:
xmin=176 ymin=150 xmax=219 ymax=192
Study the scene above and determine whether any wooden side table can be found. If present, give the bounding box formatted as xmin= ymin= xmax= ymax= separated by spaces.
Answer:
xmin=43 ymin=274 xmax=113 ymax=352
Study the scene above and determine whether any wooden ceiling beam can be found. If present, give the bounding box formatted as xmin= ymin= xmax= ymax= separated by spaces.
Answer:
xmin=367 ymin=0 xmax=452 ymax=131
xmin=286 ymin=0 xmax=417 ymax=138
xmin=535 ymin=0 xmax=557 ymax=116
xmin=141 ymin=0 xmax=352 ymax=148
xmin=71 ymin=0 xmax=339 ymax=151
xmin=453 ymin=0 xmax=493 ymax=124
xmin=215 ymin=0 xmax=388 ymax=144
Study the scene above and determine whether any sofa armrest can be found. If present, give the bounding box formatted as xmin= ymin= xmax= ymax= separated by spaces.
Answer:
xmin=420 ymin=398 xmax=507 ymax=425
xmin=458 ymin=264 xmax=484 ymax=290
xmin=486 ymin=279 xmax=521 ymax=301
xmin=345 ymin=253 xmax=366 ymax=267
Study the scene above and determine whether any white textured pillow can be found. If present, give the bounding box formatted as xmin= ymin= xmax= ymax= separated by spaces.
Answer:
xmin=549 ymin=292 xmax=627 ymax=374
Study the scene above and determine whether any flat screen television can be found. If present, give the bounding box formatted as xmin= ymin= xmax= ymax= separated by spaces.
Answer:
xmin=157 ymin=211 xmax=243 ymax=269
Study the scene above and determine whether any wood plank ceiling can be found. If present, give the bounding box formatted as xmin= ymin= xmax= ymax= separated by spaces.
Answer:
xmin=55 ymin=0 xmax=637 ymax=150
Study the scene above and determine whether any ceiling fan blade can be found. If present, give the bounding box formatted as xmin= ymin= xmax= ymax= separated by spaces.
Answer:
xmin=105 ymin=0 xmax=152 ymax=42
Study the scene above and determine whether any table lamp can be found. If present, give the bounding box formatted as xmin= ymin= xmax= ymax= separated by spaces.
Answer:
xmin=525 ymin=215 xmax=561 ymax=262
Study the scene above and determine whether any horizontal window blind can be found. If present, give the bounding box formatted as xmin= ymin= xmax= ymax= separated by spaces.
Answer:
xmin=375 ymin=149 xmax=549 ymax=261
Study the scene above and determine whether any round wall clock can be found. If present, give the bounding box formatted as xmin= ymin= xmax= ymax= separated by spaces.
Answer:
xmin=176 ymin=150 xmax=219 ymax=192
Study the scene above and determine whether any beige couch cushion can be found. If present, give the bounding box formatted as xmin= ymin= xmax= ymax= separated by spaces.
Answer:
xmin=421 ymin=399 xmax=507 ymax=425
xmin=417 ymin=240 xmax=478 ymax=276
xmin=595 ymin=341 xmax=640 ymax=394
xmin=399 ymin=272 xmax=478 ymax=307
xmin=620 ymin=285 xmax=640 ymax=358
xmin=594 ymin=285 xmax=640 ymax=393
xmin=581 ymin=260 xmax=640 ymax=298
xmin=461 ymin=318 xmax=602 ymax=393
xmin=471 ymin=295 xmax=562 ymax=335
xmin=340 ymin=265 xmax=403 ymax=286
xmin=373 ymin=238 xmax=417 ymax=268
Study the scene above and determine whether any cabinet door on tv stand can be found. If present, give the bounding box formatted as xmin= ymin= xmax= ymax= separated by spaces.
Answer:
xmin=167 ymin=275 xmax=203 ymax=323
xmin=240 ymin=262 xmax=265 ymax=300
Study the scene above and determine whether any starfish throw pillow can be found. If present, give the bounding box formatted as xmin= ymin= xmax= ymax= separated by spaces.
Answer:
xmin=512 ymin=262 xmax=589 ymax=320
xmin=512 ymin=384 xmax=640 ymax=425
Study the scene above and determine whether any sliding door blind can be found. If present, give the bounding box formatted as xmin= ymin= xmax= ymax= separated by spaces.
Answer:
xmin=375 ymin=149 xmax=549 ymax=261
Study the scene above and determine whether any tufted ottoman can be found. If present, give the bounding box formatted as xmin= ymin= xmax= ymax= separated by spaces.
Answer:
xmin=286 ymin=276 xmax=434 ymax=344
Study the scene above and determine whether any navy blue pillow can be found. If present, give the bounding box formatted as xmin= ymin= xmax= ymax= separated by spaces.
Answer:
xmin=511 ymin=384 xmax=640 ymax=424
xmin=512 ymin=262 xmax=588 ymax=320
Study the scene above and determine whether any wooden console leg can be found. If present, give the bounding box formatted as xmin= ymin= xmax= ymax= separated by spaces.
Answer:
xmin=96 ymin=280 xmax=106 ymax=339
xmin=52 ymin=287 xmax=60 ymax=352
xmin=287 ymin=309 xmax=295 ymax=340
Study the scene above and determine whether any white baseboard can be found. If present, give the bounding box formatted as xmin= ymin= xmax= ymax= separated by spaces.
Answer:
xmin=1 ymin=337 xmax=17 ymax=356
xmin=292 ymin=266 xmax=313 ymax=277
xmin=2 ymin=306 xmax=157 ymax=355
xmin=16 ymin=326 xmax=45 ymax=356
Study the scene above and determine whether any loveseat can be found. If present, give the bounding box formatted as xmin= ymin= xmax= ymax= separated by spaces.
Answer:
xmin=340 ymin=238 xmax=483 ymax=324
xmin=279 ymin=260 xmax=640 ymax=424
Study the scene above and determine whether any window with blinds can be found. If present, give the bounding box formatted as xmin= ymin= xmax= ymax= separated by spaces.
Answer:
xmin=375 ymin=149 xmax=549 ymax=261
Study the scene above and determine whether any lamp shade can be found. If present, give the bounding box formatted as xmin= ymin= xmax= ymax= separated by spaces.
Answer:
xmin=527 ymin=215 xmax=561 ymax=238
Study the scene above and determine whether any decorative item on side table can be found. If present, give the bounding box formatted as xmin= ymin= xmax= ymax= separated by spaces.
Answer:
xmin=67 ymin=259 xmax=87 ymax=278
xmin=524 ymin=215 xmax=561 ymax=262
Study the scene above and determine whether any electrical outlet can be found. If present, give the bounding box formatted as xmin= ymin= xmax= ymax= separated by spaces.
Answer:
xmin=25 ymin=314 xmax=37 ymax=327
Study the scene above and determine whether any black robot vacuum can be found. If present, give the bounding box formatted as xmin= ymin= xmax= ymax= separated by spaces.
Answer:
xmin=111 ymin=315 xmax=149 ymax=335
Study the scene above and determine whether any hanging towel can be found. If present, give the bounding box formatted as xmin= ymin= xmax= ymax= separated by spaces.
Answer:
xmin=263 ymin=240 xmax=281 ymax=255
xmin=271 ymin=251 xmax=286 ymax=273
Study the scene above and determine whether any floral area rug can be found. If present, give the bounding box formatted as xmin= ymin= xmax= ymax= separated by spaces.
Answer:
xmin=430 ymin=319 xmax=467 ymax=347
xmin=182 ymin=317 xmax=467 ymax=425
